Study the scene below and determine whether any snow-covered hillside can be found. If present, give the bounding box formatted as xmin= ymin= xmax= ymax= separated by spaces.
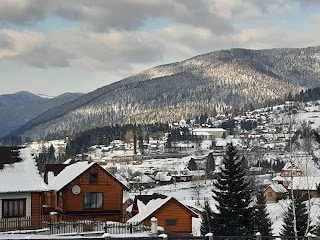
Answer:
xmin=9 ymin=46 xmax=320 ymax=141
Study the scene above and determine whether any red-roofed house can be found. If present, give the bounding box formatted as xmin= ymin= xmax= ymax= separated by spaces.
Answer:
xmin=45 ymin=161 xmax=130 ymax=222
xmin=0 ymin=146 xmax=48 ymax=231
xmin=127 ymin=193 xmax=198 ymax=234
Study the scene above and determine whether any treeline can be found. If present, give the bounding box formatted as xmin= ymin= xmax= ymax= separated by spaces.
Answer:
xmin=65 ymin=123 xmax=170 ymax=158
xmin=295 ymin=87 xmax=320 ymax=102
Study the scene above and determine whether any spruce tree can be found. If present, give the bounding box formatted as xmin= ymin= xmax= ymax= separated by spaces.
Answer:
xmin=212 ymin=144 xmax=254 ymax=236
xmin=200 ymin=201 xmax=215 ymax=236
xmin=206 ymin=153 xmax=215 ymax=174
xmin=253 ymin=191 xmax=273 ymax=236
xmin=188 ymin=158 xmax=198 ymax=171
xmin=281 ymin=197 xmax=314 ymax=236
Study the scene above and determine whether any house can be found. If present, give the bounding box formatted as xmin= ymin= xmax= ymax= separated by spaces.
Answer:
xmin=287 ymin=176 xmax=320 ymax=199
xmin=269 ymin=175 xmax=320 ymax=200
xmin=0 ymin=146 xmax=48 ymax=231
xmin=192 ymin=128 xmax=227 ymax=140
xmin=280 ymin=162 xmax=304 ymax=177
xmin=264 ymin=183 xmax=288 ymax=203
xmin=247 ymin=166 xmax=266 ymax=176
xmin=129 ymin=174 xmax=156 ymax=190
xmin=45 ymin=161 xmax=130 ymax=222
xmin=127 ymin=193 xmax=198 ymax=234
xmin=154 ymin=172 xmax=173 ymax=185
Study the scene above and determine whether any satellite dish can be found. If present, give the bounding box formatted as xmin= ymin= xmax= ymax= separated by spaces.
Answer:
xmin=72 ymin=185 xmax=81 ymax=195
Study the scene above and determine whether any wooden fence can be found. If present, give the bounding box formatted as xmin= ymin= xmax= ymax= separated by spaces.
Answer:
xmin=0 ymin=216 xmax=46 ymax=232
xmin=0 ymin=216 xmax=149 ymax=235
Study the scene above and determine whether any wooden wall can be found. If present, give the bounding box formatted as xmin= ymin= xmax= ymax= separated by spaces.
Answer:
xmin=31 ymin=192 xmax=42 ymax=229
xmin=144 ymin=199 xmax=194 ymax=233
xmin=46 ymin=164 xmax=126 ymax=221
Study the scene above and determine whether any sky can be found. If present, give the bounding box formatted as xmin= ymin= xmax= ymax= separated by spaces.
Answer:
xmin=0 ymin=0 xmax=320 ymax=97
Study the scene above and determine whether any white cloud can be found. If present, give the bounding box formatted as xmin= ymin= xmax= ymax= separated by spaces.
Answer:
xmin=0 ymin=0 xmax=319 ymax=80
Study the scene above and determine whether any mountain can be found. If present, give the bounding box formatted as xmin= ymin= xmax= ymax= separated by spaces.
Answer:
xmin=0 ymin=92 xmax=84 ymax=137
xmin=8 ymin=46 xmax=320 ymax=141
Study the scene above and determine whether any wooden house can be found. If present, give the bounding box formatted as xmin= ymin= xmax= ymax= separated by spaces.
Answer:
xmin=45 ymin=161 xmax=130 ymax=222
xmin=0 ymin=146 xmax=48 ymax=231
xmin=280 ymin=162 xmax=304 ymax=177
xmin=287 ymin=176 xmax=320 ymax=199
xmin=127 ymin=193 xmax=198 ymax=234
xmin=264 ymin=183 xmax=288 ymax=203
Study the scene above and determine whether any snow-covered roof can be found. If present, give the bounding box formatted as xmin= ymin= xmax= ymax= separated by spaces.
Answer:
xmin=282 ymin=162 xmax=301 ymax=171
xmin=154 ymin=172 xmax=172 ymax=182
xmin=48 ymin=161 xmax=95 ymax=191
xmin=192 ymin=128 xmax=226 ymax=132
xmin=127 ymin=197 xmax=172 ymax=223
xmin=249 ymin=167 xmax=263 ymax=172
xmin=269 ymin=183 xmax=288 ymax=193
xmin=0 ymin=147 xmax=48 ymax=193
xmin=187 ymin=170 xmax=206 ymax=176
xmin=272 ymin=175 xmax=287 ymax=182
xmin=130 ymin=174 xmax=155 ymax=184
xmin=288 ymin=176 xmax=320 ymax=191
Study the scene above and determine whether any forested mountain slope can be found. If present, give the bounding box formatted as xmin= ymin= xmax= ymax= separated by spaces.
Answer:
xmin=9 ymin=46 xmax=320 ymax=141
xmin=0 ymin=92 xmax=83 ymax=137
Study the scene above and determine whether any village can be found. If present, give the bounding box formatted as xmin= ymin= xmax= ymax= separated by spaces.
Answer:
xmin=1 ymin=100 xmax=320 ymax=238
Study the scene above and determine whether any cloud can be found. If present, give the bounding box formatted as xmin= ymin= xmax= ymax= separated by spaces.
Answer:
xmin=0 ymin=0 xmax=234 ymax=33
xmin=0 ymin=0 xmax=320 ymax=79
xmin=1 ymin=23 xmax=319 ymax=78
xmin=0 ymin=0 xmax=56 ymax=25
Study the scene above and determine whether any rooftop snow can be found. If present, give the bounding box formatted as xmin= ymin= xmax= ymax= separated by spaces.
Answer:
xmin=269 ymin=183 xmax=288 ymax=193
xmin=127 ymin=197 xmax=171 ymax=223
xmin=0 ymin=147 xmax=48 ymax=193
xmin=48 ymin=161 xmax=95 ymax=191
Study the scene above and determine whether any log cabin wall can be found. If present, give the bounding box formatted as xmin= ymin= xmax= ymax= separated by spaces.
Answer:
xmin=59 ymin=164 xmax=125 ymax=221
xmin=144 ymin=199 xmax=194 ymax=233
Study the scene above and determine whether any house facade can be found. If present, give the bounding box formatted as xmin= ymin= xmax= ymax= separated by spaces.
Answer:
xmin=192 ymin=128 xmax=227 ymax=140
xmin=45 ymin=161 xmax=130 ymax=221
xmin=280 ymin=162 xmax=304 ymax=177
xmin=128 ymin=193 xmax=198 ymax=234
xmin=0 ymin=146 xmax=48 ymax=231
xmin=264 ymin=183 xmax=288 ymax=203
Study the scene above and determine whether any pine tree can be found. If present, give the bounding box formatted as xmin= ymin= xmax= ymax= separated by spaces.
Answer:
xmin=206 ymin=152 xmax=215 ymax=174
xmin=200 ymin=201 xmax=215 ymax=236
xmin=253 ymin=191 xmax=273 ymax=236
xmin=281 ymin=197 xmax=314 ymax=236
xmin=187 ymin=158 xmax=197 ymax=171
xmin=212 ymin=144 xmax=254 ymax=236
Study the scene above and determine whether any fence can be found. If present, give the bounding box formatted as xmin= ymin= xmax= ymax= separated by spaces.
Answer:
xmin=0 ymin=216 xmax=46 ymax=232
xmin=0 ymin=216 xmax=149 ymax=235
xmin=47 ymin=220 xmax=149 ymax=235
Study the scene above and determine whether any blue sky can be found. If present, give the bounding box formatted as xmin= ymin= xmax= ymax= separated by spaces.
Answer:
xmin=0 ymin=0 xmax=320 ymax=96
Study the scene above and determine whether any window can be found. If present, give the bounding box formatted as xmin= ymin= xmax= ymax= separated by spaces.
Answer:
xmin=268 ymin=192 xmax=272 ymax=196
xmin=58 ymin=191 xmax=63 ymax=207
xmin=2 ymin=199 xmax=26 ymax=218
xmin=89 ymin=173 xmax=97 ymax=184
xmin=84 ymin=192 xmax=103 ymax=209
xmin=165 ymin=219 xmax=177 ymax=225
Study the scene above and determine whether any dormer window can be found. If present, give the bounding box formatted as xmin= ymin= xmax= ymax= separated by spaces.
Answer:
xmin=90 ymin=173 xmax=97 ymax=184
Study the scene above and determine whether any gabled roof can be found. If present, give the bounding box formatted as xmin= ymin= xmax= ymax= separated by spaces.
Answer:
xmin=127 ymin=193 xmax=198 ymax=223
xmin=154 ymin=172 xmax=172 ymax=182
xmin=287 ymin=176 xmax=320 ymax=191
xmin=0 ymin=147 xmax=48 ymax=193
xmin=130 ymin=174 xmax=155 ymax=184
xmin=48 ymin=161 xmax=130 ymax=191
xmin=268 ymin=183 xmax=288 ymax=193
